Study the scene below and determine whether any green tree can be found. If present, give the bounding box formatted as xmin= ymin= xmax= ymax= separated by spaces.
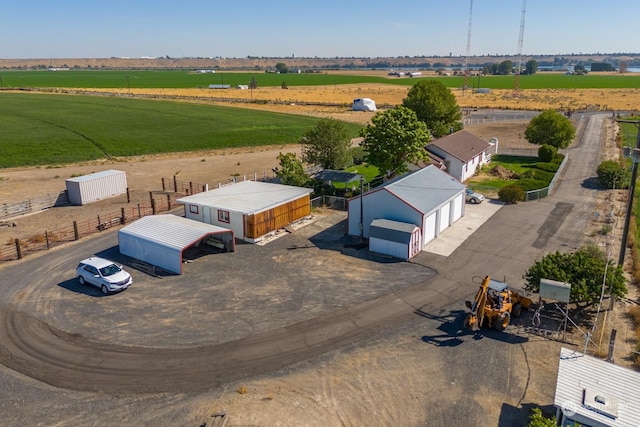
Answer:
xmin=525 ymin=59 xmax=538 ymax=75
xmin=498 ymin=60 xmax=513 ymax=75
xmin=524 ymin=109 xmax=576 ymax=148
xmin=523 ymin=244 xmax=627 ymax=306
xmin=537 ymin=144 xmax=557 ymax=162
xmin=275 ymin=62 xmax=289 ymax=73
xmin=527 ymin=408 xmax=557 ymax=427
xmin=596 ymin=160 xmax=627 ymax=189
xmin=300 ymin=118 xmax=352 ymax=170
xmin=574 ymin=64 xmax=586 ymax=74
xmin=248 ymin=77 xmax=257 ymax=89
xmin=402 ymin=80 xmax=462 ymax=138
xmin=275 ymin=152 xmax=310 ymax=187
xmin=360 ymin=106 xmax=431 ymax=178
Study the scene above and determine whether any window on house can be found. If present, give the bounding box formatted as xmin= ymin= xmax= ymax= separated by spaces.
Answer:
xmin=218 ymin=210 xmax=230 ymax=223
xmin=189 ymin=205 xmax=199 ymax=214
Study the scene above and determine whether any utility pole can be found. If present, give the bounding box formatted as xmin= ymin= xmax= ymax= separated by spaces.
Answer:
xmin=359 ymin=176 xmax=365 ymax=242
xmin=618 ymin=119 xmax=640 ymax=266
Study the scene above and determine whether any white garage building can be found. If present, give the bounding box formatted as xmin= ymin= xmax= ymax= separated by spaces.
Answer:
xmin=348 ymin=165 xmax=466 ymax=250
xmin=118 ymin=214 xmax=235 ymax=275
xmin=177 ymin=181 xmax=313 ymax=243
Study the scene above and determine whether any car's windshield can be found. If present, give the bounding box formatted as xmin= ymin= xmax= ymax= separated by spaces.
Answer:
xmin=100 ymin=264 xmax=122 ymax=276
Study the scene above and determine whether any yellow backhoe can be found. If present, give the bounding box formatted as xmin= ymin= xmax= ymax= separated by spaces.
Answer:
xmin=464 ymin=275 xmax=532 ymax=331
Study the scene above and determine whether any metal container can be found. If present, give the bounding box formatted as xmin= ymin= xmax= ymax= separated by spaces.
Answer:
xmin=65 ymin=170 xmax=127 ymax=205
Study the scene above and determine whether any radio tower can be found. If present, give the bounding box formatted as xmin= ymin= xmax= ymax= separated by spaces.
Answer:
xmin=463 ymin=0 xmax=473 ymax=95
xmin=514 ymin=0 xmax=527 ymax=96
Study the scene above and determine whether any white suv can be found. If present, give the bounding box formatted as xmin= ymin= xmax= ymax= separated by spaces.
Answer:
xmin=76 ymin=257 xmax=132 ymax=294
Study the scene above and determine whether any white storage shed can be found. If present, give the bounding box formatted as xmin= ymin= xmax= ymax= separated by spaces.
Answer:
xmin=118 ymin=214 xmax=235 ymax=275
xmin=177 ymin=180 xmax=313 ymax=243
xmin=66 ymin=169 xmax=127 ymax=205
xmin=369 ymin=219 xmax=421 ymax=260
xmin=348 ymin=165 xmax=465 ymax=248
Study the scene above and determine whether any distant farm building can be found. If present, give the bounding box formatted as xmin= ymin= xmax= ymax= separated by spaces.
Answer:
xmin=352 ymin=98 xmax=377 ymax=112
xmin=208 ymin=84 xmax=231 ymax=89
xmin=178 ymin=181 xmax=313 ymax=243
xmin=196 ymin=69 xmax=216 ymax=73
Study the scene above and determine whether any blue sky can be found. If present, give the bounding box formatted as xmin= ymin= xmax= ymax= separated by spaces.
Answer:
xmin=1 ymin=0 xmax=637 ymax=59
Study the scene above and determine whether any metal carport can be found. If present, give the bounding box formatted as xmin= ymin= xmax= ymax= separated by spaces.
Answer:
xmin=118 ymin=214 xmax=235 ymax=275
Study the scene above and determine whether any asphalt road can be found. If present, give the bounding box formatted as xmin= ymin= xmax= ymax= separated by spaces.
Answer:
xmin=0 ymin=114 xmax=605 ymax=410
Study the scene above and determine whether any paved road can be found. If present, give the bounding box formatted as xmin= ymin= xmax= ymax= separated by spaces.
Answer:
xmin=0 ymin=114 xmax=605 ymax=395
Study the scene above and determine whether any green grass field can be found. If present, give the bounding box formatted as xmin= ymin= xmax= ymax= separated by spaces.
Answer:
xmin=0 ymin=93 xmax=362 ymax=168
xmin=1 ymin=70 xmax=640 ymax=90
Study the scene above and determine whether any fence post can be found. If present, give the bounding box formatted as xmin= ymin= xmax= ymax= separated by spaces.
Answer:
xmin=15 ymin=238 xmax=22 ymax=260
xmin=137 ymin=204 xmax=141 ymax=218
xmin=189 ymin=181 xmax=193 ymax=194
xmin=126 ymin=187 xmax=130 ymax=203
xmin=45 ymin=231 xmax=50 ymax=250
xmin=167 ymin=194 xmax=171 ymax=210
xmin=173 ymin=175 xmax=178 ymax=193
xmin=97 ymin=215 xmax=102 ymax=232
xmin=149 ymin=191 xmax=154 ymax=205
xmin=162 ymin=177 xmax=166 ymax=192
xmin=73 ymin=221 xmax=79 ymax=240
xmin=121 ymin=207 xmax=126 ymax=224
xmin=151 ymin=198 xmax=156 ymax=215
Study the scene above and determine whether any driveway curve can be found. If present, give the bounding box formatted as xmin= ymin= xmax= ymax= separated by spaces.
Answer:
xmin=0 ymin=113 xmax=607 ymax=393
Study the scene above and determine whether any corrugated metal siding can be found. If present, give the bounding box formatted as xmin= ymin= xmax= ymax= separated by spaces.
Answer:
xmin=369 ymin=238 xmax=408 ymax=260
xmin=66 ymin=170 xmax=127 ymax=205
xmin=177 ymin=181 xmax=312 ymax=214
xmin=118 ymin=215 xmax=234 ymax=275
xmin=245 ymin=195 xmax=310 ymax=239
xmin=554 ymin=347 xmax=640 ymax=427
xmin=370 ymin=219 xmax=418 ymax=244
xmin=384 ymin=165 xmax=465 ymax=214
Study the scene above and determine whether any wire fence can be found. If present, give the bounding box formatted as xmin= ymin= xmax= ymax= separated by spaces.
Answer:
xmin=0 ymin=174 xmax=348 ymax=264
xmin=0 ymin=180 xmax=198 ymax=263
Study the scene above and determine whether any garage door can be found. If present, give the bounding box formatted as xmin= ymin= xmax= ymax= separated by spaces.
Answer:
xmin=452 ymin=194 xmax=463 ymax=222
xmin=423 ymin=212 xmax=437 ymax=245
xmin=439 ymin=203 xmax=451 ymax=233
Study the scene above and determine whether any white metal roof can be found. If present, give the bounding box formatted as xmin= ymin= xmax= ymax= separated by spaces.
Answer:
xmin=378 ymin=165 xmax=465 ymax=214
xmin=177 ymin=180 xmax=313 ymax=214
xmin=119 ymin=214 xmax=231 ymax=250
xmin=555 ymin=347 xmax=640 ymax=427
xmin=65 ymin=169 xmax=125 ymax=183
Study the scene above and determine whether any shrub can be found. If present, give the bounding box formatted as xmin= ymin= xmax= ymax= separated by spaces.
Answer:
xmin=538 ymin=144 xmax=557 ymax=162
xmin=597 ymin=160 xmax=627 ymax=189
xmin=350 ymin=146 xmax=366 ymax=165
xmin=499 ymin=184 xmax=525 ymax=203
xmin=534 ymin=162 xmax=560 ymax=173
xmin=515 ymin=178 xmax=548 ymax=191
xmin=551 ymin=153 xmax=565 ymax=164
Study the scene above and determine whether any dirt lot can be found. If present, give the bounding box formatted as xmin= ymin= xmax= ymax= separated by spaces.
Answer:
xmin=0 ymin=89 xmax=637 ymax=426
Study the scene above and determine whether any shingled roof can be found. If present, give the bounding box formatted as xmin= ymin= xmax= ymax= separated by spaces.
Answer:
xmin=427 ymin=130 xmax=492 ymax=163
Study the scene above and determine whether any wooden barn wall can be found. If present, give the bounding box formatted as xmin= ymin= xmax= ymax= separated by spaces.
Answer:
xmin=245 ymin=195 xmax=310 ymax=238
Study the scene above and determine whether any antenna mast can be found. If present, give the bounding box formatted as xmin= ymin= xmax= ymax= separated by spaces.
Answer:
xmin=463 ymin=0 xmax=473 ymax=94
xmin=514 ymin=0 xmax=527 ymax=96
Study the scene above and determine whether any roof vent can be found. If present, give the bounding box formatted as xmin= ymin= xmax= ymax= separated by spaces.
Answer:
xmin=583 ymin=388 xmax=618 ymax=419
